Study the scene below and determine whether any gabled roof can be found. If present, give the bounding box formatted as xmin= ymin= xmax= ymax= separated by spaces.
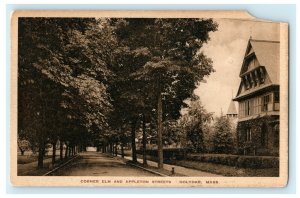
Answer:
xmin=239 ymin=39 xmax=280 ymax=84
xmin=235 ymin=39 xmax=280 ymax=100
xmin=249 ymin=39 xmax=280 ymax=84
xmin=227 ymin=100 xmax=237 ymax=115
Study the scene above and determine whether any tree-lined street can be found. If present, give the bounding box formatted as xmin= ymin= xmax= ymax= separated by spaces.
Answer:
xmin=18 ymin=18 xmax=221 ymax=173
xmin=50 ymin=152 xmax=156 ymax=176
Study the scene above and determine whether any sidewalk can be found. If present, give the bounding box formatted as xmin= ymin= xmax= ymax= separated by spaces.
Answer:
xmin=121 ymin=155 xmax=221 ymax=177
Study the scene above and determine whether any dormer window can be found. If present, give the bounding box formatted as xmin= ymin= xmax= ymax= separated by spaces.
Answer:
xmin=250 ymin=73 xmax=255 ymax=87
xmin=259 ymin=67 xmax=265 ymax=83
xmin=244 ymin=76 xmax=250 ymax=89
xmin=247 ymin=74 xmax=253 ymax=88
xmin=254 ymin=70 xmax=259 ymax=85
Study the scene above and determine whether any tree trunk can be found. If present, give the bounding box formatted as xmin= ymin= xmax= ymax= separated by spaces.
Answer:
xmin=115 ymin=142 xmax=118 ymax=156
xmin=65 ymin=145 xmax=69 ymax=159
xmin=131 ymin=120 xmax=137 ymax=162
xmin=52 ymin=141 xmax=56 ymax=165
xmin=182 ymin=126 xmax=188 ymax=160
xmin=37 ymin=143 xmax=45 ymax=169
xmin=60 ymin=141 xmax=63 ymax=161
xmin=68 ymin=146 xmax=72 ymax=156
xmin=102 ymin=145 xmax=105 ymax=153
xmin=121 ymin=143 xmax=124 ymax=158
xmin=110 ymin=143 xmax=113 ymax=155
xmin=142 ymin=114 xmax=147 ymax=165
xmin=120 ymin=128 xmax=125 ymax=158
xmin=157 ymin=92 xmax=163 ymax=169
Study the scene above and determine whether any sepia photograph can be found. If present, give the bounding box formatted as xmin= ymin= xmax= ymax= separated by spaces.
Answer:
xmin=10 ymin=10 xmax=288 ymax=187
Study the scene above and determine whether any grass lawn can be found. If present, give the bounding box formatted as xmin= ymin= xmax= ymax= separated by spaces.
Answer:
xmin=18 ymin=154 xmax=78 ymax=176
xmin=17 ymin=155 xmax=38 ymax=164
xmin=18 ymin=155 xmax=52 ymax=164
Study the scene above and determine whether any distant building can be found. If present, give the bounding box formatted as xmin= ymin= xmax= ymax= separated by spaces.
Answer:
xmin=233 ymin=38 xmax=280 ymax=156
xmin=226 ymin=99 xmax=238 ymax=128
xmin=226 ymin=99 xmax=238 ymax=119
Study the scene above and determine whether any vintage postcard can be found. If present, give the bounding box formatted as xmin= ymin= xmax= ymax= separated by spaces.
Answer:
xmin=10 ymin=10 xmax=288 ymax=187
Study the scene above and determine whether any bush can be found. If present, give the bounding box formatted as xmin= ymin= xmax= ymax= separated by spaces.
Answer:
xmin=187 ymin=154 xmax=278 ymax=169
xmin=137 ymin=148 xmax=189 ymax=160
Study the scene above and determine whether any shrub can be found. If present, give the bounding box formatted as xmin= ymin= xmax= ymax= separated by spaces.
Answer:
xmin=187 ymin=154 xmax=278 ymax=168
xmin=137 ymin=148 xmax=188 ymax=160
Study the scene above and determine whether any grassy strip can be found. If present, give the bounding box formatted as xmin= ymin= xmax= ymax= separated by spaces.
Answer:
xmin=18 ymin=155 xmax=79 ymax=176
xmin=18 ymin=155 xmax=51 ymax=164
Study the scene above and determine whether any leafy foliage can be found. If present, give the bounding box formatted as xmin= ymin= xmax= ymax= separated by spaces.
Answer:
xmin=177 ymin=95 xmax=214 ymax=152
xmin=18 ymin=18 xmax=114 ymax=167
xmin=213 ymin=116 xmax=235 ymax=154
xmin=18 ymin=18 xmax=218 ymax=168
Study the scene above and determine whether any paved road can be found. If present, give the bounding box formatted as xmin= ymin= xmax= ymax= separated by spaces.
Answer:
xmin=51 ymin=152 xmax=156 ymax=176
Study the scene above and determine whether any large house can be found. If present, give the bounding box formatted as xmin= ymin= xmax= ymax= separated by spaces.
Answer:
xmin=233 ymin=38 xmax=280 ymax=156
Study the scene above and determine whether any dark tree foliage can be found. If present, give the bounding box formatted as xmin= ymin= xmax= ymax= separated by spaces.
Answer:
xmin=110 ymin=18 xmax=218 ymax=168
xmin=213 ymin=116 xmax=235 ymax=154
xmin=176 ymin=95 xmax=214 ymax=153
xmin=18 ymin=17 xmax=218 ymax=169
xmin=18 ymin=18 xmax=113 ymax=168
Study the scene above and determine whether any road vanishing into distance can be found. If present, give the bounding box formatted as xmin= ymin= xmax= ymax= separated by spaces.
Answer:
xmin=51 ymin=151 xmax=156 ymax=176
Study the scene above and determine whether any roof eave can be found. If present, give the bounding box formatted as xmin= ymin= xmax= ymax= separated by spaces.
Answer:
xmin=233 ymin=84 xmax=279 ymax=101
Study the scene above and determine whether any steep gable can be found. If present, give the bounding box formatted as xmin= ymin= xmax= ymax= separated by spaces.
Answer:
xmin=250 ymin=40 xmax=280 ymax=84
xmin=240 ymin=42 xmax=259 ymax=75
xmin=234 ymin=39 xmax=280 ymax=100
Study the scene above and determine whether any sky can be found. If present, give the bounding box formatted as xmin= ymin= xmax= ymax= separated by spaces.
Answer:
xmin=194 ymin=18 xmax=280 ymax=116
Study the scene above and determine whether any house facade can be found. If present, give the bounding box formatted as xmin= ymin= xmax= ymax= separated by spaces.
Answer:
xmin=233 ymin=39 xmax=280 ymax=156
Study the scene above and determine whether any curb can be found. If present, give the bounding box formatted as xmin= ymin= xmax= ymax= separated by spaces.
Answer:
xmin=127 ymin=162 xmax=169 ymax=177
xmin=43 ymin=154 xmax=80 ymax=176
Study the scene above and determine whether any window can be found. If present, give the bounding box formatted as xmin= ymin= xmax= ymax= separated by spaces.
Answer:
xmin=245 ymin=100 xmax=250 ymax=116
xmin=253 ymin=97 xmax=261 ymax=115
xmin=262 ymin=94 xmax=270 ymax=112
xmin=239 ymin=102 xmax=245 ymax=118
xmin=246 ymin=128 xmax=252 ymax=141
xmin=259 ymin=67 xmax=265 ymax=83
xmin=274 ymin=91 xmax=280 ymax=111
xmin=247 ymin=100 xmax=250 ymax=115
xmin=274 ymin=91 xmax=280 ymax=103
xmin=244 ymin=76 xmax=250 ymax=90
xmin=244 ymin=99 xmax=253 ymax=116
xmin=246 ymin=75 xmax=252 ymax=88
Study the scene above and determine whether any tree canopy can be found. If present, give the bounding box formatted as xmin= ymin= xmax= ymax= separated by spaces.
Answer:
xmin=18 ymin=17 xmax=218 ymax=169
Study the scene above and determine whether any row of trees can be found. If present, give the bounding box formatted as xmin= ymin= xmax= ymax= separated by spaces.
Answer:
xmin=18 ymin=18 xmax=218 ymax=169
